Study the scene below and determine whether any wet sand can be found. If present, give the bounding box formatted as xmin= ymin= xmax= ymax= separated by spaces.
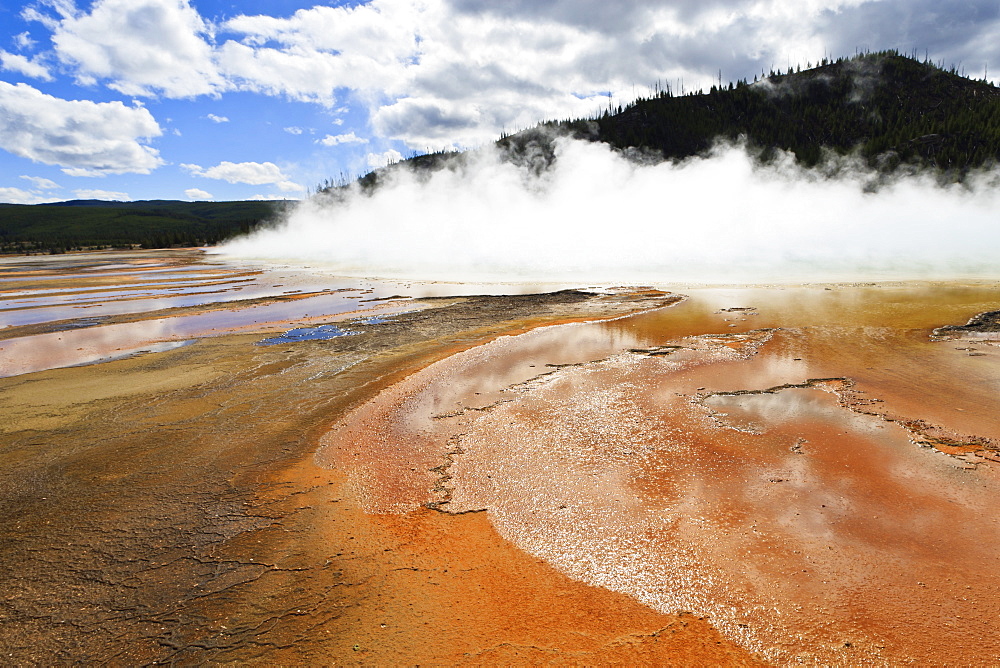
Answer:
xmin=3 ymin=251 xmax=999 ymax=663
xmin=0 ymin=251 xmax=757 ymax=664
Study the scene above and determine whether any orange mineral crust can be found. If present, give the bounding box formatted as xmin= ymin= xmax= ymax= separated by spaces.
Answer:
xmin=322 ymin=283 xmax=1000 ymax=664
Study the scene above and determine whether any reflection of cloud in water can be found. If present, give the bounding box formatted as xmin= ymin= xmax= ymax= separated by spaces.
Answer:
xmin=0 ymin=282 xmax=249 ymax=312
xmin=0 ymin=291 xmax=394 ymax=377
xmin=0 ymin=279 xmax=362 ymax=328
xmin=448 ymin=334 xmax=1000 ymax=665
xmin=403 ymin=320 xmax=651 ymax=416
xmin=0 ymin=318 xmax=178 ymax=377
xmin=0 ymin=252 xmax=599 ymax=377
xmin=705 ymin=387 xmax=872 ymax=433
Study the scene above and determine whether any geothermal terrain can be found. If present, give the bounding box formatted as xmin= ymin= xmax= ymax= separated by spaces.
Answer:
xmin=1 ymin=250 xmax=998 ymax=664
xmin=4 ymin=52 xmax=1000 ymax=664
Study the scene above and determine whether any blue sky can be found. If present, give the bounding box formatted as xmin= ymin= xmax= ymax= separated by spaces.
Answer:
xmin=1 ymin=0 xmax=998 ymax=204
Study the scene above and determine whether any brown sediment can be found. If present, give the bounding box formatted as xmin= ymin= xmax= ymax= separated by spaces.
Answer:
xmin=203 ymin=456 xmax=761 ymax=666
xmin=1 ymin=270 xmax=761 ymax=664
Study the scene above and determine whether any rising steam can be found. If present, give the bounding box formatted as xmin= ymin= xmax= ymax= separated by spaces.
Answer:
xmin=219 ymin=139 xmax=1000 ymax=284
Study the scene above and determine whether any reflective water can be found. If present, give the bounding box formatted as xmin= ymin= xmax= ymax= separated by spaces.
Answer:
xmin=320 ymin=282 xmax=1000 ymax=664
xmin=0 ymin=249 xmax=580 ymax=377
xmin=256 ymin=324 xmax=360 ymax=346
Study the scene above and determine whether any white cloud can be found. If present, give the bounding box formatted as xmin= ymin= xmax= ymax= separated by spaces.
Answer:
xmin=184 ymin=187 xmax=213 ymax=200
xmin=318 ymin=132 xmax=368 ymax=146
xmin=0 ymin=186 xmax=62 ymax=204
xmin=214 ymin=40 xmax=339 ymax=105
xmin=20 ymin=175 xmax=60 ymax=190
xmin=20 ymin=5 xmax=63 ymax=31
xmin=0 ymin=50 xmax=52 ymax=80
xmin=283 ymin=126 xmax=303 ymax=134
xmin=249 ymin=193 xmax=299 ymax=200
xmin=74 ymin=188 xmax=130 ymax=200
xmin=217 ymin=1 xmax=421 ymax=105
xmin=19 ymin=0 xmax=1000 ymax=152
xmin=0 ymin=81 xmax=163 ymax=175
xmin=45 ymin=0 xmax=224 ymax=97
xmin=14 ymin=32 xmax=37 ymax=50
xmin=366 ymin=149 xmax=403 ymax=169
xmin=206 ymin=113 xmax=229 ymax=123
xmin=182 ymin=160 xmax=304 ymax=191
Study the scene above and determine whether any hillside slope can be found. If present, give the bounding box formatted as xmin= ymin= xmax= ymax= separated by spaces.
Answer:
xmin=583 ymin=51 xmax=1000 ymax=171
xmin=350 ymin=53 xmax=1000 ymax=194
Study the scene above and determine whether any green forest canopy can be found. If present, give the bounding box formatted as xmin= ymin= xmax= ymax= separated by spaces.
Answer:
xmin=580 ymin=50 xmax=1000 ymax=172
xmin=0 ymin=199 xmax=288 ymax=255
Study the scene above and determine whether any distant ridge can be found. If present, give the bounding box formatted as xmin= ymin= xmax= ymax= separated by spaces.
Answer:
xmin=35 ymin=199 xmax=255 ymax=207
xmin=0 ymin=199 xmax=291 ymax=254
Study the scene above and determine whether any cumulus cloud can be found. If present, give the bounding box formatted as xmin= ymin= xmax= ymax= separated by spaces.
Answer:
xmin=366 ymin=149 xmax=403 ymax=168
xmin=74 ymin=188 xmax=129 ymax=200
xmin=14 ymin=32 xmax=37 ymax=50
xmin=0 ymin=186 xmax=62 ymax=204
xmin=20 ymin=175 xmax=60 ymax=190
xmin=249 ymin=193 xmax=298 ymax=201
xmin=213 ymin=0 xmax=996 ymax=148
xmin=217 ymin=1 xmax=420 ymax=105
xmin=0 ymin=81 xmax=163 ymax=175
xmin=0 ymin=50 xmax=52 ymax=80
xmin=184 ymin=187 xmax=213 ymax=200
xmin=214 ymin=40 xmax=340 ymax=105
xmin=20 ymin=0 xmax=1000 ymax=151
xmin=1 ymin=175 xmax=63 ymax=204
xmin=815 ymin=0 xmax=1000 ymax=73
xmin=206 ymin=113 xmax=229 ymax=123
xmin=43 ymin=0 xmax=224 ymax=97
xmin=317 ymin=132 xmax=368 ymax=146
xmin=284 ymin=126 xmax=304 ymax=135
xmin=182 ymin=160 xmax=304 ymax=191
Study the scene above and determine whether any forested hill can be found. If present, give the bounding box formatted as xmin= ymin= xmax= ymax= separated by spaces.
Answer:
xmin=0 ymin=199 xmax=289 ymax=254
xmin=497 ymin=50 xmax=1000 ymax=175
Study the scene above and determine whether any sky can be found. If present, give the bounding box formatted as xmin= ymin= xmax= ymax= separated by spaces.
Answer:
xmin=1 ymin=0 xmax=999 ymax=204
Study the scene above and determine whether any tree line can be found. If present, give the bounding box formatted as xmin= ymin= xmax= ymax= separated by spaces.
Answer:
xmin=0 ymin=200 xmax=288 ymax=255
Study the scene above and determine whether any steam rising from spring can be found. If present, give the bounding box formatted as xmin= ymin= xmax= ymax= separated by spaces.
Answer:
xmin=220 ymin=139 xmax=1000 ymax=283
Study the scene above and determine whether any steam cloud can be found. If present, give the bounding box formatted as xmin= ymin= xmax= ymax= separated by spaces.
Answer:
xmin=219 ymin=139 xmax=1000 ymax=284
